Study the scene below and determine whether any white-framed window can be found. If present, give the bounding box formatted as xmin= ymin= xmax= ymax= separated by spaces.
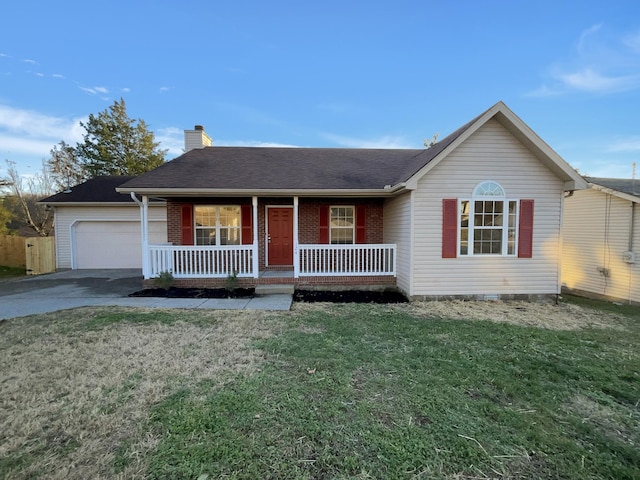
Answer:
xmin=459 ymin=182 xmax=518 ymax=256
xmin=194 ymin=206 xmax=241 ymax=245
xmin=330 ymin=206 xmax=354 ymax=244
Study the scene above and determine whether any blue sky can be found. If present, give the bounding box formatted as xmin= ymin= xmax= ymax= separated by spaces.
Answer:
xmin=1 ymin=0 xmax=639 ymax=181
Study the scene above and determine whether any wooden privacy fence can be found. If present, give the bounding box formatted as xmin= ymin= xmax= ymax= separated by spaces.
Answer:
xmin=0 ymin=235 xmax=26 ymax=268
xmin=26 ymin=237 xmax=56 ymax=275
xmin=0 ymin=234 xmax=56 ymax=275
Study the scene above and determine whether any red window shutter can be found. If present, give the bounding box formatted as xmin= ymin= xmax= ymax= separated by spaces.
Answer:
xmin=241 ymin=204 xmax=253 ymax=245
xmin=318 ymin=205 xmax=329 ymax=244
xmin=442 ymin=199 xmax=458 ymax=258
xmin=181 ymin=204 xmax=194 ymax=246
xmin=518 ymin=199 xmax=534 ymax=258
xmin=355 ymin=205 xmax=366 ymax=244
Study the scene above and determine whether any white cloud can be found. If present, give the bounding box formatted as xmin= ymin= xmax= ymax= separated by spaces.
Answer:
xmin=223 ymin=140 xmax=301 ymax=148
xmin=22 ymin=59 xmax=36 ymax=64
xmin=623 ymin=31 xmax=640 ymax=52
xmin=80 ymin=86 xmax=109 ymax=95
xmin=52 ymin=73 xmax=65 ymax=79
xmin=159 ymin=86 xmax=171 ymax=93
xmin=607 ymin=136 xmax=640 ymax=153
xmin=577 ymin=23 xmax=602 ymax=55
xmin=0 ymin=104 xmax=86 ymax=163
xmin=321 ymin=133 xmax=414 ymax=149
xmin=0 ymin=134 xmax=59 ymax=156
xmin=155 ymin=127 xmax=184 ymax=157
xmin=122 ymin=87 xmax=131 ymax=93
xmin=559 ymin=68 xmax=640 ymax=93
xmin=530 ymin=24 xmax=640 ymax=96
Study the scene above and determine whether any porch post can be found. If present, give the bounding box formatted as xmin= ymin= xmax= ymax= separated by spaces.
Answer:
xmin=252 ymin=196 xmax=259 ymax=278
xmin=130 ymin=192 xmax=151 ymax=279
xmin=141 ymin=195 xmax=150 ymax=279
xmin=293 ymin=196 xmax=299 ymax=278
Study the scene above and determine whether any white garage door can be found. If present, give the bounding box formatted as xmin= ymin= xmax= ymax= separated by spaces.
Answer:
xmin=74 ymin=221 xmax=167 ymax=269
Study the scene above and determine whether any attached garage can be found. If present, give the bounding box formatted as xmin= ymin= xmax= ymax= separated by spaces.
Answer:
xmin=40 ymin=176 xmax=167 ymax=270
xmin=73 ymin=220 xmax=167 ymax=269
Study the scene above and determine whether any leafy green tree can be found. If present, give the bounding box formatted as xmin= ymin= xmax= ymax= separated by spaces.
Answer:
xmin=76 ymin=98 xmax=166 ymax=177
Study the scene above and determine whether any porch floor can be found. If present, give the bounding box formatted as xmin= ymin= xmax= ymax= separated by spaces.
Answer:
xmin=259 ymin=270 xmax=294 ymax=280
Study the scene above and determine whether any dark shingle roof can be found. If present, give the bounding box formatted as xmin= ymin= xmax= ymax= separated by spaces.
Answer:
xmin=586 ymin=177 xmax=640 ymax=199
xmin=40 ymin=176 xmax=140 ymax=203
xmin=119 ymin=147 xmax=426 ymax=191
xmin=119 ymin=106 xmax=482 ymax=193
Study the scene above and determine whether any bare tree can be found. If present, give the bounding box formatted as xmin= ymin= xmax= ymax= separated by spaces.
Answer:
xmin=48 ymin=140 xmax=87 ymax=191
xmin=3 ymin=160 xmax=55 ymax=236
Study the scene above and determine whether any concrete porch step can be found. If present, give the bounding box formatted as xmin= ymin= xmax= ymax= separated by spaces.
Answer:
xmin=255 ymin=284 xmax=295 ymax=295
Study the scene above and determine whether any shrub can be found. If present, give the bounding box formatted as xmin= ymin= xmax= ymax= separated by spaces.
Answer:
xmin=154 ymin=270 xmax=174 ymax=290
xmin=225 ymin=270 xmax=239 ymax=293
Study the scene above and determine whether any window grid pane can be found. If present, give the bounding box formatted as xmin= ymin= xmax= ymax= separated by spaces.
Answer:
xmin=330 ymin=206 xmax=354 ymax=244
xmin=194 ymin=206 xmax=241 ymax=246
xmin=507 ymin=201 xmax=517 ymax=255
xmin=460 ymin=201 xmax=470 ymax=255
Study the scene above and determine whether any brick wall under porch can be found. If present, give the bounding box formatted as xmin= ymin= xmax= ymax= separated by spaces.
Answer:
xmin=142 ymin=275 xmax=396 ymax=290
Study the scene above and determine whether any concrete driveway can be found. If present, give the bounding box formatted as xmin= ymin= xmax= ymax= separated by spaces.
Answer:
xmin=0 ymin=269 xmax=292 ymax=320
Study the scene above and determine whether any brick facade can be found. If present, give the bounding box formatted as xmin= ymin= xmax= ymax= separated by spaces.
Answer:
xmin=143 ymin=275 xmax=396 ymax=290
xmin=161 ymin=197 xmax=390 ymax=289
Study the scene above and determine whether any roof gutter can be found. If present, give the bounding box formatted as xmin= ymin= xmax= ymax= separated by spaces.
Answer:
xmin=116 ymin=184 xmax=409 ymax=197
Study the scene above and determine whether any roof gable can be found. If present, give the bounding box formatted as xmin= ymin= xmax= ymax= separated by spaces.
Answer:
xmin=404 ymin=101 xmax=587 ymax=191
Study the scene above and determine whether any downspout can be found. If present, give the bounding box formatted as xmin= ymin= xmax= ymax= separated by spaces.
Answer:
xmin=628 ymin=201 xmax=635 ymax=305
xmin=628 ymin=201 xmax=635 ymax=252
xmin=557 ymin=190 xmax=566 ymax=303
xmin=130 ymin=192 xmax=150 ymax=279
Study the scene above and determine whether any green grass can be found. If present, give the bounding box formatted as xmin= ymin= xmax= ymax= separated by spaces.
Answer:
xmin=2 ymin=300 xmax=638 ymax=479
xmin=144 ymin=303 xmax=640 ymax=479
xmin=0 ymin=264 xmax=26 ymax=278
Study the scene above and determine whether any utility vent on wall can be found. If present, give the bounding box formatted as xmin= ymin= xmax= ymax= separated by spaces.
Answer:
xmin=622 ymin=251 xmax=636 ymax=264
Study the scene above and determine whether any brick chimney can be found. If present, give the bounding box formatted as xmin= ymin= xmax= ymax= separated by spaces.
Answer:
xmin=184 ymin=125 xmax=213 ymax=152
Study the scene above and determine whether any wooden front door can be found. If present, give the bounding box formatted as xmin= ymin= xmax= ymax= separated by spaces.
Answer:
xmin=267 ymin=207 xmax=294 ymax=265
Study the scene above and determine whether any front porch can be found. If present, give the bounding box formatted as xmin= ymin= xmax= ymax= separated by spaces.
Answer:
xmin=143 ymin=243 xmax=397 ymax=289
xmin=135 ymin=195 xmax=397 ymax=289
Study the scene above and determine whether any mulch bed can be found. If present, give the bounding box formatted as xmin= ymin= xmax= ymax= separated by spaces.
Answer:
xmin=129 ymin=287 xmax=255 ymax=299
xmin=129 ymin=287 xmax=408 ymax=303
xmin=293 ymin=289 xmax=408 ymax=304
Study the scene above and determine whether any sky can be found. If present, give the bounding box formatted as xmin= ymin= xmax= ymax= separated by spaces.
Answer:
xmin=1 ymin=0 xmax=639 ymax=182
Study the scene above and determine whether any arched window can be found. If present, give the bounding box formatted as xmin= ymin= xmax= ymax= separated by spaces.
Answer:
xmin=459 ymin=181 xmax=517 ymax=255
xmin=473 ymin=181 xmax=505 ymax=197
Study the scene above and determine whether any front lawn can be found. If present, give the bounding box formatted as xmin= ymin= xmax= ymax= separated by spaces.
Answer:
xmin=1 ymin=298 xmax=638 ymax=479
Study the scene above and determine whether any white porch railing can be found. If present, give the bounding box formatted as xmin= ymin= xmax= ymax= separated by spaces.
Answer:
xmin=298 ymin=244 xmax=396 ymax=277
xmin=149 ymin=244 xmax=256 ymax=278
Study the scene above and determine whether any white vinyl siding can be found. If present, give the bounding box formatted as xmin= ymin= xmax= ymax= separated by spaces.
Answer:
xmin=53 ymin=205 xmax=167 ymax=269
xmin=562 ymin=188 xmax=640 ymax=303
xmin=383 ymin=192 xmax=412 ymax=296
xmin=411 ymin=119 xmax=564 ymax=296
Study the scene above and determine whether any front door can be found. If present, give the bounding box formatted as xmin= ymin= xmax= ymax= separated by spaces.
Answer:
xmin=267 ymin=207 xmax=294 ymax=265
